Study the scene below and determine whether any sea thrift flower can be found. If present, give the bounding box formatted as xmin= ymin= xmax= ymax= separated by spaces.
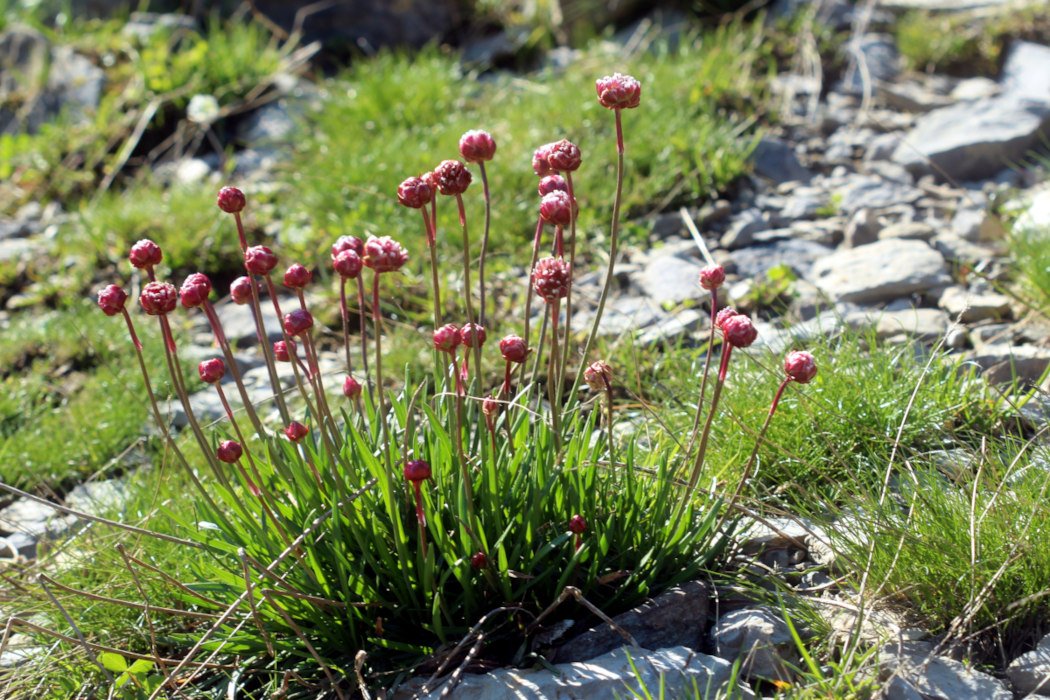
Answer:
xmin=179 ymin=272 xmax=212 ymax=308
xmin=198 ymin=358 xmax=225 ymax=384
xmin=722 ymin=314 xmax=758 ymax=348
xmin=433 ymin=324 xmax=461 ymax=354
xmin=331 ymin=235 xmax=364 ymax=257
xmin=284 ymin=421 xmax=309 ymax=442
xmin=784 ymin=351 xmax=818 ymax=384
xmin=546 ymin=139 xmax=582 ymax=172
xmin=404 ymin=459 xmax=431 ymax=484
xmin=139 ymin=282 xmax=178 ymax=315
xmin=596 ymin=73 xmax=642 ymax=110
xmin=532 ymin=144 xmax=555 ymax=177
xmin=273 ymin=340 xmax=296 ymax=362
xmin=698 ymin=265 xmax=726 ymax=291
xmin=96 ymin=285 xmax=128 ymax=316
xmin=283 ymin=264 xmax=312 ymax=289
xmin=283 ymin=309 xmax=314 ymax=337
xmin=539 ymin=190 xmax=575 ymax=227
xmin=470 ymin=551 xmax=488 ymax=570
xmin=397 ymin=176 xmax=433 ymax=209
xmin=129 ymin=239 xmax=162 ymax=269
xmin=499 ymin=335 xmax=527 ymax=364
xmin=482 ymin=396 xmax=500 ymax=419
xmin=538 ymin=174 xmax=568 ymax=196
xmin=458 ymin=129 xmax=497 ymax=163
xmin=216 ymin=186 xmax=246 ymax=214
xmin=244 ymin=245 xmax=278 ymax=275
xmin=714 ymin=307 xmax=740 ymax=330
xmin=332 ymin=250 xmax=362 ymax=279
xmin=532 ymin=257 xmax=572 ymax=302
xmin=362 ymin=236 xmax=408 ymax=273
xmin=216 ymin=440 xmax=243 ymax=464
xmin=459 ymin=323 xmax=487 ymax=349
xmin=421 ymin=170 xmax=439 ymax=193
xmin=584 ymin=360 xmax=612 ymax=392
xmin=342 ymin=375 xmax=362 ymax=399
xmin=230 ymin=276 xmax=254 ymax=305
xmin=568 ymin=514 xmax=587 ymax=534
xmin=434 ymin=159 xmax=472 ymax=196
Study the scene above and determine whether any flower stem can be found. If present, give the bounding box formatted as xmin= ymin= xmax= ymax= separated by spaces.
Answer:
xmin=202 ymin=301 xmax=265 ymax=438
xmin=356 ymin=276 xmax=372 ymax=399
xmin=422 ymin=207 xmax=442 ymax=328
xmin=478 ymin=162 xmax=491 ymax=328
xmin=519 ymin=216 xmax=544 ymax=390
xmin=684 ymin=342 xmax=733 ymax=496
xmin=560 ymin=172 xmax=578 ymax=397
xmin=372 ymin=273 xmax=393 ymax=479
xmin=456 ymin=194 xmax=482 ymax=391
xmin=684 ymin=290 xmax=719 ymax=460
xmin=338 ymin=278 xmax=353 ymax=376
xmin=247 ymin=276 xmax=291 ymax=424
xmin=547 ymin=301 xmax=563 ymax=454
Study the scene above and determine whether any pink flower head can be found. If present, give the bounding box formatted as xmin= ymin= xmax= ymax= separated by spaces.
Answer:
xmin=139 ymin=281 xmax=178 ymax=316
xmin=274 ymin=340 xmax=296 ymax=362
xmin=434 ymin=159 xmax=472 ymax=196
xmin=198 ymin=358 xmax=225 ymax=384
xmin=532 ymin=256 xmax=572 ymax=303
xmin=397 ymin=176 xmax=434 ymax=209
xmin=547 ymin=139 xmax=582 ymax=172
xmin=244 ymin=245 xmax=278 ymax=275
xmin=343 ymin=375 xmax=362 ymax=399
xmin=216 ymin=186 xmax=246 ymax=214
xmin=584 ymin=360 xmax=612 ymax=392
xmin=433 ymin=324 xmax=461 ymax=354
xmin=499 ymin=335 xmax=527 ymax=364
xmin=283 ymin=263 xmax=312 ymax=290
xmin=539 ymin=190 xmax=575 ymax=227
xmin=217 ymin=440 xmax=242 ymax=464
xmin=459 ymin=322 xmax=487 ymax=349
xmin=421 ymin=170 xmax=439 ymax=193
xmin=403 ymin=459 xmax=432 ymax=483
xmin=532 ymin=143 xmax=555 ymax=177
xmin=784 ymin=350 xmax=818 ymax=384
xmin=179 ymin=272 xmax=212 ymax=308
xmin=470 ymin=551 xmax=488 ymax=570
xmin=284 ymin=421 xmax=309 ymax=442
xmin=230 ymin=276 xmax=254 ymax=305
xmin=714 ymin=307 xmax=740 ymax=330
xmin=458 ymin=129 xmax=497 ymax=163
xmin=97 ymin=285 xmax=128 ymax=316
xmin=482 ymin=396 xmax=500 ymax=418
xmin=596 ymin=73 xmax=641 ymax=110
xmin=332 ymin=249 xmax=362 ymax=279
xmin=283 ymin=309 xmax=314 ymax=337
xmin=722 ymin=314 xmax=757 ymax=348
xmin=538 ymin=174 xmax=568 ymax=197
xmin=698 ymin=264 xmax=726 ymax=292
xmin=363 ymin=235 xmax=408 ymax=273
xmin=129 ymin=239 xmax=162 ymax=270
xmin=331 ymin=235 xmax=364 ymax=257
xmin=568 ymin=514 xmax=587 ymax=535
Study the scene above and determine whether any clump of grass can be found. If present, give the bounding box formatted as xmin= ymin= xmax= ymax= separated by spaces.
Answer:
xmin=1007 ymin=222 xmax=1050 ymax=316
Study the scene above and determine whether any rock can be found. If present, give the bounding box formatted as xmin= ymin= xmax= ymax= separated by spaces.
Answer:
xmin=572 ymin=296 xmax=664 ymax=337
xmin=752 ymin=137 xmax=811 ymax=184
xmin=0 ymin=632 xmax=46 ymax=668
xmin=810 ymin=239 xmax=950 ymax=304
xmin=879 ymin=641 xmax=1012 ymax=700
xmin=721 ymin=209 xmax=767 ymax=250
xmin=938 ymin=286 xmax=1011 ymax=322
xmin=211 ymin=296 xmax=290 ymax=348
xmin=65 ymin=479 xmax=127 ymax=515
xmin=835 ymin=175 xmax=923 ymax=216
xmin=551 ymin=581 xmax=708 ymax=663
xmin=931 ymin=235 xmax=1001 ymax=264
xmin=0 ymin=237 xmax=41 ymax=264
xmin=877 ymin=81 xmax=952 ymax=113
xmin=731 ymin=239 xmax=833 ymax=280
xmin=637 ymin=308 xmax=704 ymax=345
xmin=779 ymin=194 xmax=825 ymax=222
xmin=967 ymin=344 xmax=1050 ymax=385
xmin=1011 ymin=186 xmax=1050 ymax=235
xmin=398 ymin=646 xmax=751 ymax=700
xmin=0 ymin=217 xmax=37 ymax=241
xmin=950 ymin=77 xmax=999 ymax=102
xmin=844 ymin=208 xmax=880 ymax=248
xmin=44 ymin=46 xmax=105 ymax=123
xmin=878 ymin=222 xmax=935 ymax=242
xmin=871 ymin=307 xmax=950 ymax=343
xmin=710 ymin=606 xmax=799 ymax=682
xmin=121 ymin=12 xmax=198 ymax=41
xmin=866 ymin=132 xmax=904 ymax=161
xmin=0 ymin=498 xmax=72 ymax=539
xmin=0 ymin=531 xmax=36 ymax=560
xmin=236 ymin=100 xmax=298 ymax=145
xmin=1009 ymin=642 xmax=1050 ymax=696
xmin=1001 ymin=41 xmax=1050 ymax=102
xmin=840 ymin=34 xmax=900 ymax=96
xmin=635 ymin=250 xmax=704 ymax=306
xmin=0 ymin=24 xmax=49 ymax=98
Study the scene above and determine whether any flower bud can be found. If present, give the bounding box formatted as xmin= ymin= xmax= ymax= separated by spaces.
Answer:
xmin=434 ymin=159 xmax=472 ymax=196
xmin=129 ymin=239 xmax=162 ymax=269
xmin=532 ymin=143 xmax=555 ymax=177
xmin=139 ymin=281 xmax=178 ymax=315
xmin=470 ymin=551 xmax=488 ymax=570
xmin=283 ymin=263 xmax=312 ymax=290
xmin=244 ymin=245 xmax=278 ymax=275
xmin=333 ymin=250 xmax=362 ymax=279
xmin=499 ymin=335 xmax=527 ymax=364
xmin=274 ymin=340 xmax=296 ymax=362
xmin=784 ymin=350 xmax=818 ymax=384
xmin=698 ymin=264 xmax=726 ymax=292
xmin=421 ymin=170 xmax=439 ymax=194
xmin=403 ymin=459 xmax=432 ymax=483
xmin=198 ymin=358 xmax=225 ymax=384
xmin=284 ymin=421 xmax=309 ymax=442
xmin=532 ymin=257 xmax=572 ymax=303
xmin=331 ymin=235 xmax=364 ymax=257
xmin=568 ymin=514 xmax=587 ymax=534
xmin=482 ymin=396 xmax=500 ymax=418
xmin=459 ymin=322 xmax=487 ymax=349
xmin=283 ymin=309 xmax=314 ymax=337
xmin=397 ymin=176 xmax=434 ymax=209
xmin=596 ymin=73 xmax=642 ymax=110
xmin=97 ymin=285 xmax=128 ymax=316
xmin=217 ymin=440 xmax=242 ymax=464
xmin=363 ymin=235 xmax=408 ymax=273
xmin=714 ymin=307 xmax=740 ymax=330
xmin=584 ymin=360 xmax=612 ymax=392
xmin=343 ymin=375 xmax=362 ymax=399
xmin=433 ymin=324 xmax=460 ymax=354
xmin=230 ymin=276 xmax=255 ymax=305
xmin=539 ymin=190 xmax=575 ymax=227
xmin=538 ymin=174 xmax=568 ymax=197
xmin=547 ymin=139 xmax=581 ymax=172
xmin=179 ymin=272 xmax=212 ymax=308
xmin=458 ymin=129 xmax=497 ymax=163
xmin=722 ymin=314 xmax=757 ymax=348
xmin=216 ymin=186 xmax=246 ymax=213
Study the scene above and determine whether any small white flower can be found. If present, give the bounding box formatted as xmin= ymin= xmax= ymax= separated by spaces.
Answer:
xmin=187 ymin=94 xmax=220 ymax=125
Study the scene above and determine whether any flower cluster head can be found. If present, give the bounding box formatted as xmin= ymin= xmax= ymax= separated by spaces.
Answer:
xmin=129 ymin=239 xmax=162 ymax=270
xmin=584 ymin=360 xmax=612 ymax=392
xmin=198 ymin=358 xmax=225 ymax=384
xmin=97 ymin=285 xmax=128 ymax=316
xmin=216 ymin=186 xmax=246 ymax=214
xmin=547 ymin=139 xmax=582 ymax=172
xmin=698 ymin=264 xmax=726 ymax=292
xmin=283 ymin=309 xmax=314 ymax=337
xmin=714 ymin=307 xmax=739 ymax=331
xmin=532 ymin=256 xmax=572 ymax=303
xmin=784 ymin=350 xmax=818 ymax=384
xmin=284 ymin=421 xmax=309 ymax=442
xmin=244 ymin=245 xmax=278 ymax=275
xmin=721 ymin=313 xmax=757 ymax=349
xmin=433 ymin=324 xmax=460 ymax=354
xmin=397 ymin=176 xmax=434 ymax=209
xmin=283 ymin=264 xmax=312 ymax=290
xmin=179 ymin=272 xmax=212 ymax=308
xmin=139 ymin=281 xmax=178 ymax=316
xmin=499 ymin=335 xmax=528 ymax=364
xmin=596 ymin=73 xmax=642 ymax=110
xmin=532 ymin=144 xmax=555 ymax=178
xmin=403 ymin=459 xmax=432 ymax=484
xmin=538 ymin=174 xmax=568 ymax=197
xmin=470 ymin=551 xmax=488 ymax=570
xmin=568 ymin=514 xmax=587 ymax=534
xmin=482 ymin=395 xmax=500 ymax=419
xmin=343 ymin=375 xmax=362 ymax=399
xmin=217 ymin=440 xmax=242 ymax=464
xmin=333 ymin=250 xmax=363 ymax=279
xmin=540 ymin=190 xmax=576 ymax=227
xmin=458 ymin=129 xmax=497 ymax=163
xmin=434 ymin=159 xmax=472 ymax=196
xmin=363 ymin=235 xmax=408 ymax=273
xmin=459 ymin=322 xmax=487 ymax=349
xmin=331 ymin=235 xmax=364 ymax=257
xmin=230 ymin=276 xmax=254 ymax=305
xmin=274 ymin=340 xmax=296 ymax=362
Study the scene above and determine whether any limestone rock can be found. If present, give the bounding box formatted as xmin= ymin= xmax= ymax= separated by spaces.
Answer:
xmin=810 ymin=239 xmax=950 ymax=304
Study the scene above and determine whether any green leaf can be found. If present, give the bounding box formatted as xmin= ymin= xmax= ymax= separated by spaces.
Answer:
xmin=99 ymin=651 xmax=128 ymax=672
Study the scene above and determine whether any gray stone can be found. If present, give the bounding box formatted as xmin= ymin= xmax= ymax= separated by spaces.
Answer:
xmin=0 ymin=217 xmax=37 ymax=241
xmin=840 ymin=34 xmax=900 ymax=96
xmin=636 ymin=250 xmax=704 ymax=306
xmin=878 ymin=222 xmax=935 ymax=242
xmin=637 ymin=308 xmax=703 ymax=345
xmin=720 ymin=208 xmax=767 ymax=250
xmin=1008 ymin=646 xmax=1050 ymax=697
xmin=0 ymin=24 xmax=49 ymax=102
xmin=236 ymin=100 xmax=297 ymax=145
xmin=938 ymin=286 xmax=1011 ymax=323
xmin=810 ymin=239 xmax=950 ymax=304
xmin=0 ymin=531 xmax=36 ymax=559
xmin=731 ymin=239 xmax=833 ymax=280
xmin=211 ymin=295 xmax=290 ymax=348
xmin=844 ymin=208 xmax=880 ymax=248
xmin=931 ymin=235 xmax=1001 ymax=264
xmin=879 ymin=642 xmax=1012 ymax=700
xmin=45 ymin=46 xmax=105 ymax=123
xmin=0 ymin=498 xmax=71 ymax=538
xmin=836 ymin=175 xmax=923 ymax=216
xmin=752 ymin=137 xmax=811 ymax=184
xmin=967 ymin=344 xmax=1050 ymax=385
xmin=951 ymin=77 xmax=999 ymax=102
xmin=1001 ymin=41 xmax=1050 ymax=102
xmin=871 ymin=307 xmax=950 ymax=343
xmin=121 ymin=12 xmax=198 ymax=41
xmin=1013 ymin=186 xmax=1050 ymax=235
xmin=65 ymin=479 xmax=127 ymax=515
xmin=866 ymin=132 xmax=904 ymax=162
xmin=711 ymin=606 xmax=799 ymax=681
xmin=572 ymin=295 xmax=664 ymax=337
xmin=779 ymin=194 xmax=825 ymax=222
xmin=878 ymin=81 xmax=952 ymax=113
xmin=0 ymin=633 xmax=46 ymax=668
